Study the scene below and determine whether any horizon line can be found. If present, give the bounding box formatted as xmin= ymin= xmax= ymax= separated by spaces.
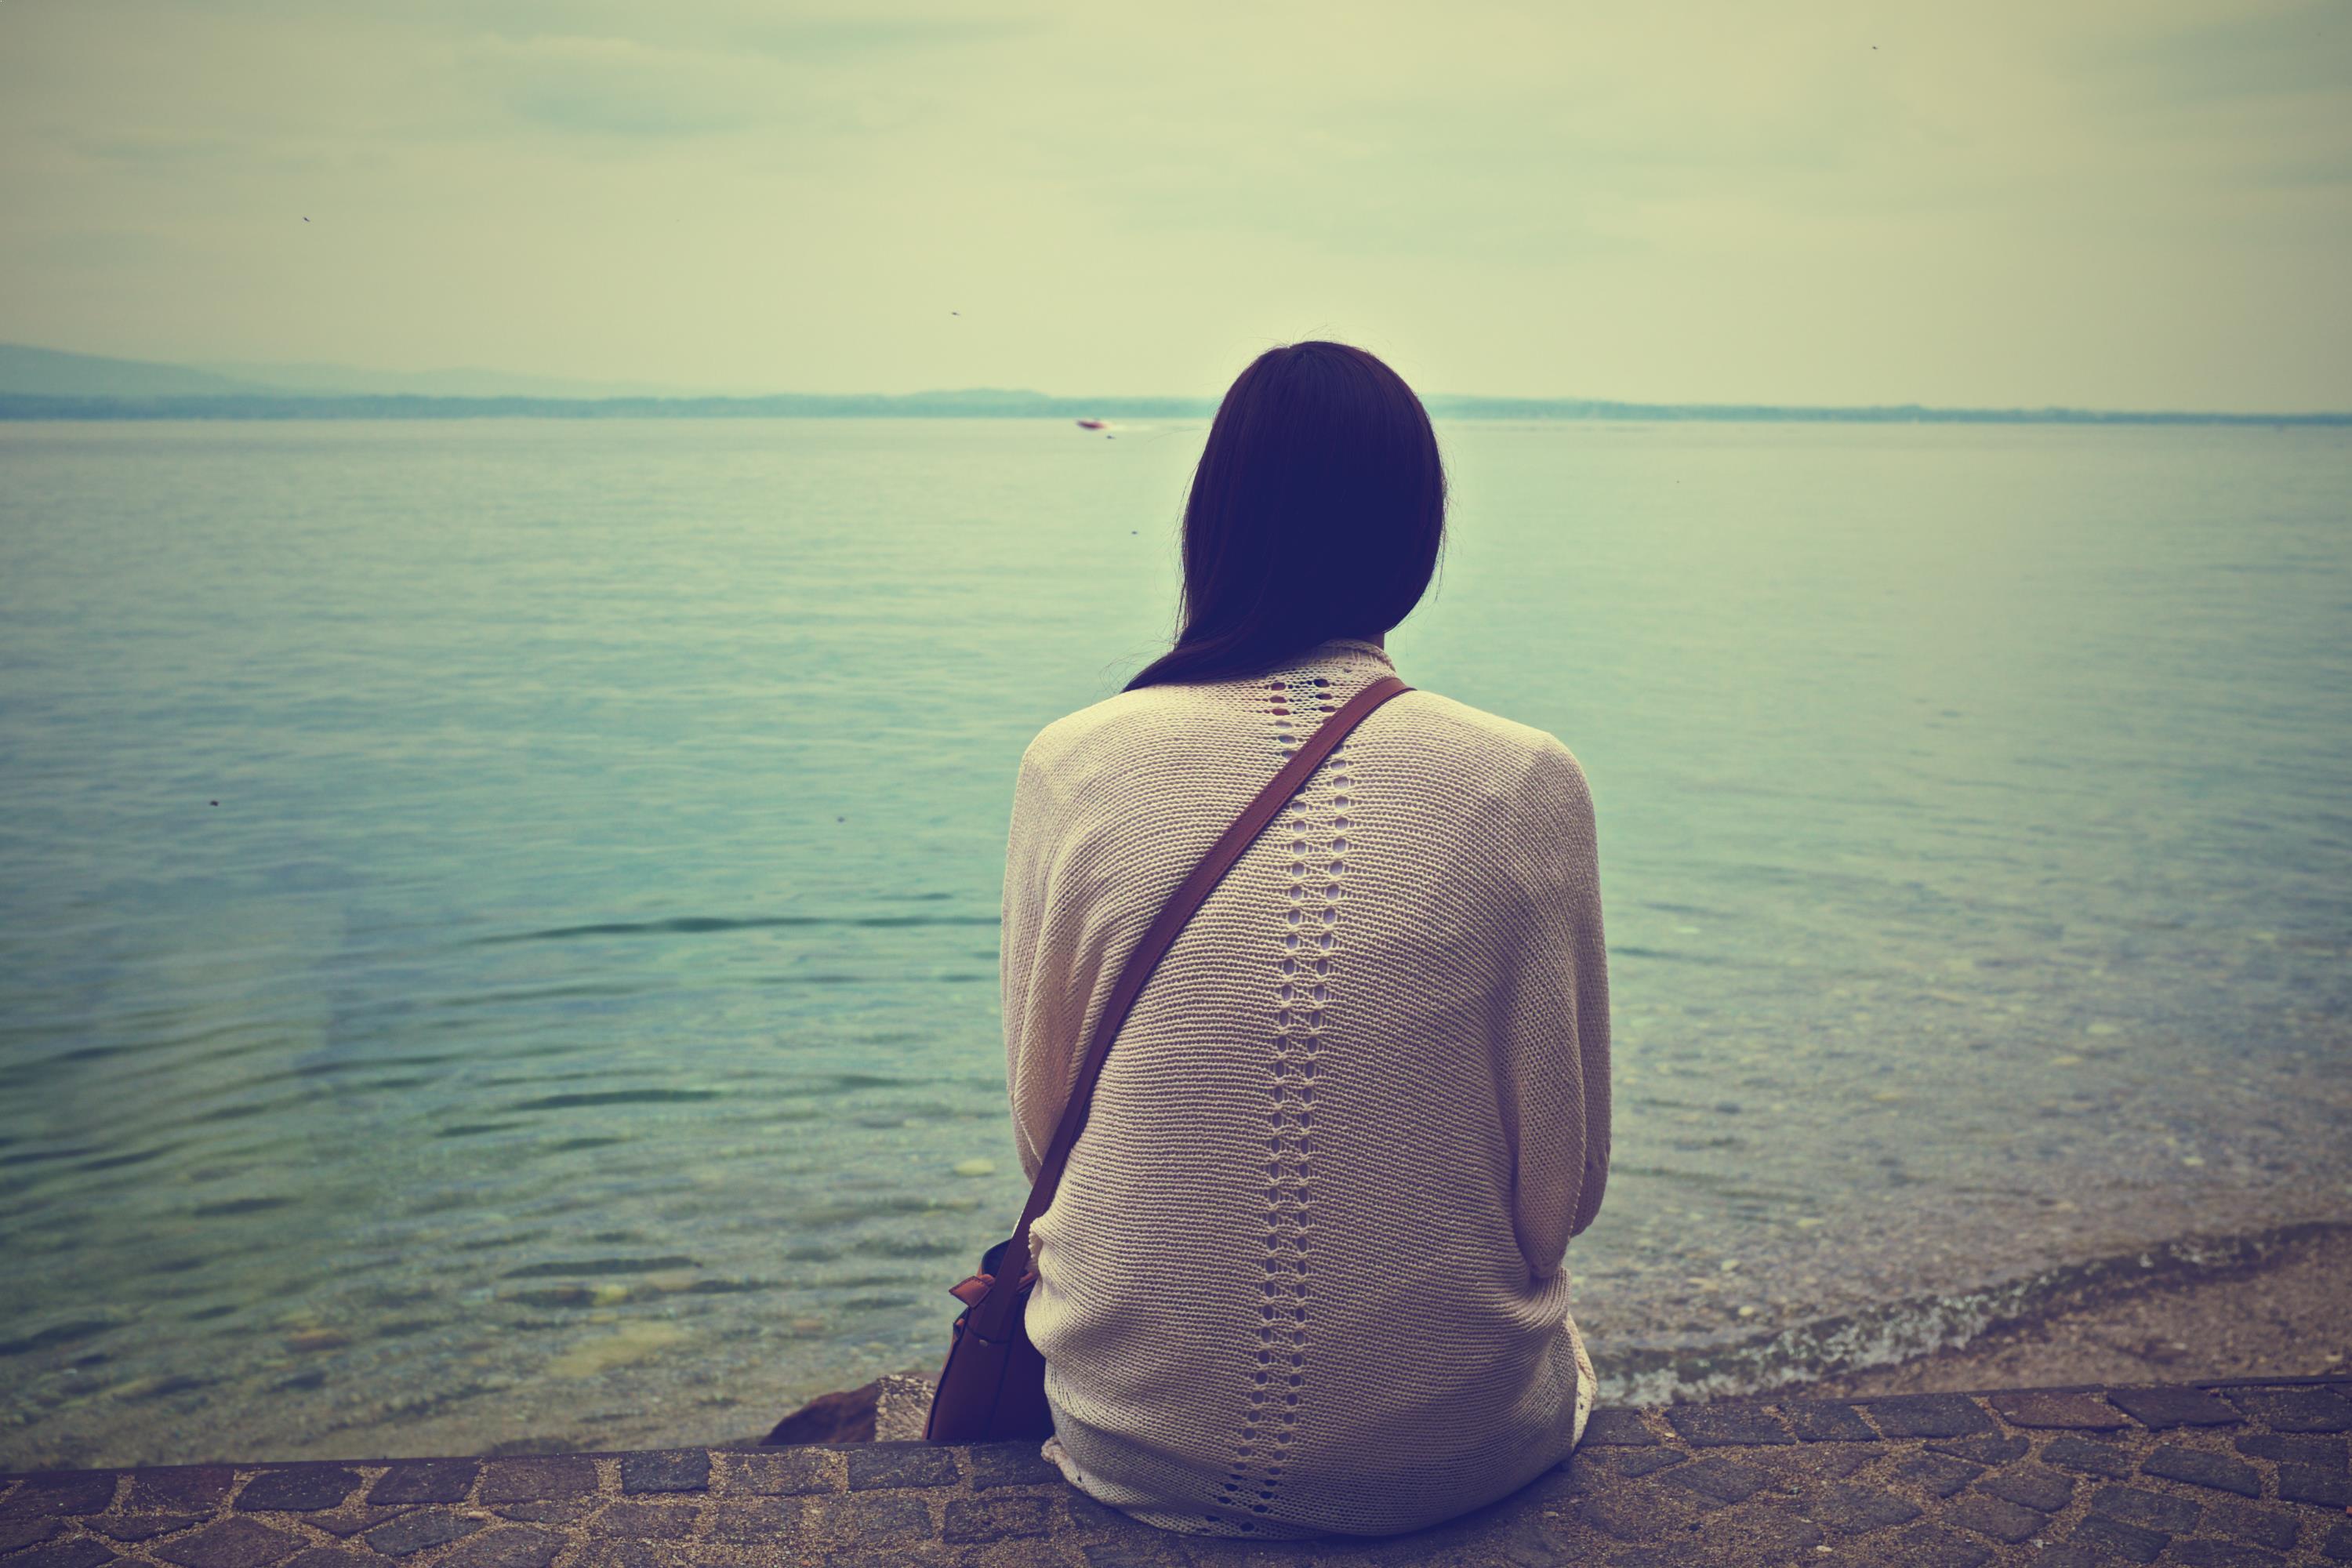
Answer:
xmin=2 ymin=389 xmax=2347 ymax=426
xmin=4 ymin=341 xmax=2347 ymax=423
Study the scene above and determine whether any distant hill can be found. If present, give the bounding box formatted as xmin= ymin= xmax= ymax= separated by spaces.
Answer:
xmin=194 ymin=358 xmax=724 ymax=400
xmin=0 ymin=342 xmax=731 ymax=400
xmin=0 ymin=343 xmax=2343 ymax=425
xmin=0 ymin=387 xmax=1221 ymax=419
xmin=0 ymin=343 xmax=274 ymax=398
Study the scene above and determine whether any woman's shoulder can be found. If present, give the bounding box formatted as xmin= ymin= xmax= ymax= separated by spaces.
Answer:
xmin=1392 ymin=688 xmax=1584 ymax=770
xmin=1022 ymin=682 xmax=1588 ymax=797
xmin=1017 ymin=683 xmax=1188 ymax=776
xmin=1392 ymin=691 xmax=1596 ymax=832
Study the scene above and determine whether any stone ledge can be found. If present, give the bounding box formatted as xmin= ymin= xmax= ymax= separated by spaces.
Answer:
xmin=3 ymin=1378 xmax=2348 ymax=1567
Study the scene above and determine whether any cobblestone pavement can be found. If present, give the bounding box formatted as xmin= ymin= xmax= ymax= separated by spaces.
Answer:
xmin=5 ymin=1380 xmax=2349 ymax=1567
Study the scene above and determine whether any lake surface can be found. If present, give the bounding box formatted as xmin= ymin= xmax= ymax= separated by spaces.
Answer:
xmin=2 ymin=418 xmax=2347 ymax=1468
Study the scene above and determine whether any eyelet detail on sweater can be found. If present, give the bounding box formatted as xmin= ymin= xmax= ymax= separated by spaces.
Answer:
xmin=1222 ymin=701 xmax=1358 ymax=1519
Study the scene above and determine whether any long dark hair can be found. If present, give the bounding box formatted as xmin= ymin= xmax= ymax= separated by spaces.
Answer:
xmin=1122 ymin=341 xmax=1446 ymax=691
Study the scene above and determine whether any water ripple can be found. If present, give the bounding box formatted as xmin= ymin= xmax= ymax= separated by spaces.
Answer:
xmin=477 ymin=913 xmax=997 ymax=943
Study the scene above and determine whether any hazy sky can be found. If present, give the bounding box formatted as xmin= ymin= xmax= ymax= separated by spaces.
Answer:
xmin=3 ymin=0 xmax=2347 ymax=408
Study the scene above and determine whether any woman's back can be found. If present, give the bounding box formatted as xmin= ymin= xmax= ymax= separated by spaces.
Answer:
xmin=1001 ymin=636 xmax=1610 ymax=1538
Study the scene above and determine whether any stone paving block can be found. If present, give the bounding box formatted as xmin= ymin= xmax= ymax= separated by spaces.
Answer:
xmin=154 ymin=1518 xmax=304 ymax=1568
xmin=1077 ymin=1541 xmax=1189 ymax=1568
xmin=807 ymin=1490 xmax=937 ymax=1540
xmin=1599 ymin=1448 xmax=1685 ymax=1479
xmin=618 ymin=1453 xmax=708 ymax=1496
xmin=234 ymin=1470 xmax=361 ymax=1514
xmin=1893 ymin=1452 xmax=1983 ymax=1497
xmin=1890 ymin=1523 xmax=1992 ymax=1566
xmin=2 ymin=1476 xmax=118 ymax=1517
xmin=2092 ymin=1483 xmax=2202 ymax=1534
xmin=2280 ymin=1462 xmax=2352 ymax=1507
xmin=1575 ymin=1410 xmax=1658 ymax=1447
xmin=1866 ymin=1395 xmax=1996 ymax=1439
xmin=2024 ymin=1548 xmax=2100 ymax=1568
xmin=2069 ymin=1512 xmax=2168 ymax=1564
xmin=9 ymin=1542 xmax=118 ymax=1568
xmin=844 ymin=1444 xmax=960 ymax=1491
xmin=587 ymin=1501 xmax=695 ymax=1540
xmin=1945 ymin=1494 xmax=2048 ymax=1544
xmin=2224 ymin=1386 xmax=2352 ymax=1432
xmin=1694 ymin=1502 xmax=1822 ymax=1560
xmin=971 ymin=1544 xmax=1090 ymax=1568
xmin=966 ymin=1444 xmax=1062 ymax=1490
xmin=1806 ymin=1482 xmax=1921 ymax=1534
xmin=281 ymin=1550 xmax=373 ymax=1568
xmin=2325 ymin=1520 xmax=2352 ymax=1562
xmin=761 ymin=1551 xmax=938 ymax=1568
xmin=304 ymin=1508 xmax=401 ymax=1540
xmin=2141 ymin=1442 xmax=2259 ymax=1497
xmin=2168 ymin=1541 xmax=2287 ymax=1568
xmin=1579 ymin=1488 xmax=1678 ymax=1544
xmin=1777 ymin=1401 xmax=1878 ymax=1443
xmin=1664 ymin=1404 xmax=1792 ymax=1446
xmin=715 ymin=1449 xmax=837 ymax=1497
xmin=128 ymin=1471 xmax=236 ymax=1514
xmin=1976 ymin=1465 xmax=2074 ymax=1513
xmin=439 ymin=1526 xmax=564 ymax=1568
xmin=2105 ymin=1386 xmax=2239 ymax=1428
xmin=1662 ymin=1456 xmax=1771 ymax=1505
xmin=0 ymin=1518 xmax=64 ymax=1553
xmin=362 ymin=1508 xmax=483 ymax=1557
xmin=941 ymin=1494 xmax=1055 ymax=1544
xmin=706 ymin=1497 xmax=808 ymax=1545
xmin=1792 ymin=1445 xmax=1874 ymax=1479
xmin=366 ymin=1464 xmax=477 ymax=1506
xmin=1989 ymin=1391 xmax=2129 ymax=1429
xmin=1929 ymin=1435 xmax=2030 ymax=1466
xmin=2039 ymin=1435 xmax=2133 ymax=1477
xmin=477 ymin=1459 xmax=597 ymax=1504
xmin=2234 ymin=1431 xmax=2347 ymax=1468
xmin=2205 ymin=1500 xmax=2297 ymax=1549
xmin=480 ymin=1457 xmax=602 ymax=1504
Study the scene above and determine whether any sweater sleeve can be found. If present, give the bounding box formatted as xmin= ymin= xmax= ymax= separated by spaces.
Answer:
xmin=1493 ymin=740 xmax=1613 ymax=1281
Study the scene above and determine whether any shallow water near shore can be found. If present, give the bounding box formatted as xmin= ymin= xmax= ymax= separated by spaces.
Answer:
xmin=2 ymin=418 xmax=2347 ymax=1468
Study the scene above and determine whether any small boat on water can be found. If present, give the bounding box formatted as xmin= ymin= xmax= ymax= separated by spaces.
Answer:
xmin=1074 ymin=419 xmax=1107 ymax=430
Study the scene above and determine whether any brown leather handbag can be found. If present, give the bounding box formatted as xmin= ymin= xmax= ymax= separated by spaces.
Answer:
xmin=924 ymin=673 xmax=1414 ymax=1443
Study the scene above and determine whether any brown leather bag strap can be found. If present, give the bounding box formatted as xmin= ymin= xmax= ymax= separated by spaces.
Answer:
xmin=969 ymin=672 xmax=1414 ymax=1339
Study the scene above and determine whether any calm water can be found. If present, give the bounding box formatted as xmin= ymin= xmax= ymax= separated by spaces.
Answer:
xmin=2 ymin=419 xmax=2347 ymax=1468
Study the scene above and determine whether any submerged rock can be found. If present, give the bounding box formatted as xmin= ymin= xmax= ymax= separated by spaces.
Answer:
xmin=763 ymin=1379 xmax=880 ymax=1443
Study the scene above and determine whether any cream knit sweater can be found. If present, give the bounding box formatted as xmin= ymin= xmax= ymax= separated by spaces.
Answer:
xmin=1001 ymin=636 xmax=1611 ymax=1540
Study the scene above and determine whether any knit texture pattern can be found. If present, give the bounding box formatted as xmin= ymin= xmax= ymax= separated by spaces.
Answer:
xmin=1001 ymin=637 xmax=1611 ymax=1539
